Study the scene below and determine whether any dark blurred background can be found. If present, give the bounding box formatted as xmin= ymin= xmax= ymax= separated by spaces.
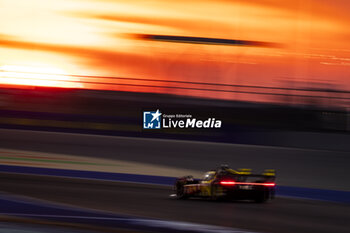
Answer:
xmin=0 ymin=84 xmax=349 ymax=151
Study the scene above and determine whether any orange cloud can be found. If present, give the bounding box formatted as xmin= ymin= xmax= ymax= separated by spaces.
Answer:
xmin=1 ymin=0 xmax=350 ymax=101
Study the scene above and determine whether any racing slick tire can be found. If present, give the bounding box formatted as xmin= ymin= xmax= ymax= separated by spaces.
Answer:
xmin=210 ymin=184 xmax=222 ymax=201
xmin=254 ymin=191 xmax=269 ymax=203
xmin=175 ymin=180 xmax=188 ymax=199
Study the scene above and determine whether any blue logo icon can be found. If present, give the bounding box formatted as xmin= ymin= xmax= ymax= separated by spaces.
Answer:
xmin=143 ymin=109 xmax=162 ymax=129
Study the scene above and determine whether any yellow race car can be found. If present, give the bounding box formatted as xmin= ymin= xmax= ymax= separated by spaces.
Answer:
xmin=174 ymin=165 xmax=276 ymax=203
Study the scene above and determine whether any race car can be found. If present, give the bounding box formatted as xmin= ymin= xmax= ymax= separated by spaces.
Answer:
xmin=174 ymin=165 xmax=276 ymax=203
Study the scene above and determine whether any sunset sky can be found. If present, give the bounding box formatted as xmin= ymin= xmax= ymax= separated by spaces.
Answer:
xmin=1 ymin=0 xmax=350 ymax=101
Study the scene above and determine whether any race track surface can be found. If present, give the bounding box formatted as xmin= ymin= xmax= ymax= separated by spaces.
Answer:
xmin=1 ymin=173 xmax=349 ymax=233
xmin=0 ymin=129 xmax=349 ymax=191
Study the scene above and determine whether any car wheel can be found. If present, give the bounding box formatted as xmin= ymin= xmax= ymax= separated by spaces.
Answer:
xmin=175 ymin=181 xmax=188 ymax=199
xmin=255 ymin=191 xmax=268 ymax=203
xmin=210 ymin=185 xmax=220 ymax=201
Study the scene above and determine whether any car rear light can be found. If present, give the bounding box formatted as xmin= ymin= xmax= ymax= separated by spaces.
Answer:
xmin=262 ymin=183 xmax=276 ymax=187
xmin=219 ymin=181 xmax=275 ymax=186
xmin=220 ymin=181 xmax=236 ymax=186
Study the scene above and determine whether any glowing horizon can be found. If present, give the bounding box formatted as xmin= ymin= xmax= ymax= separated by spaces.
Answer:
xmin=0 ymin=65 xmax=82 ymax=88
xmin=0 ymin=0 xmax=350 ymax=101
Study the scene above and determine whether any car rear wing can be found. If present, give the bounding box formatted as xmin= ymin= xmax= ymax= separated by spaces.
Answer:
xmin=236 ymin=174 xmax=276 ymax=184
xmin=262 ymin=169 xmax=276 ymax=176
xmin=234 ymin=169 xmax=276 ymax=183
xmin=235 ymin=168 xmax=276 ymax=176
xmin=237 ymin=168 xmax=252 ymax=175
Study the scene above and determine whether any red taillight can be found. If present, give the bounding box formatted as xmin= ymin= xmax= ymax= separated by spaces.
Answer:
xmin=263 ymin=183 xmax=276 ymax=187
xmin=220 ymin=181 xmax=236 ymax=186
xmin=219 ymin=181 xmax=275 ymax=187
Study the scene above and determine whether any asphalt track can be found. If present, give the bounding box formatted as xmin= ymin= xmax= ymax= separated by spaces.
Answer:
xmin=0 ymin=173 xmax=349 ymax=233
xmin=0 ymin=129 xmax=349 ymax=190
xmin=0 ymin=129 xmax=349 ymax=232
